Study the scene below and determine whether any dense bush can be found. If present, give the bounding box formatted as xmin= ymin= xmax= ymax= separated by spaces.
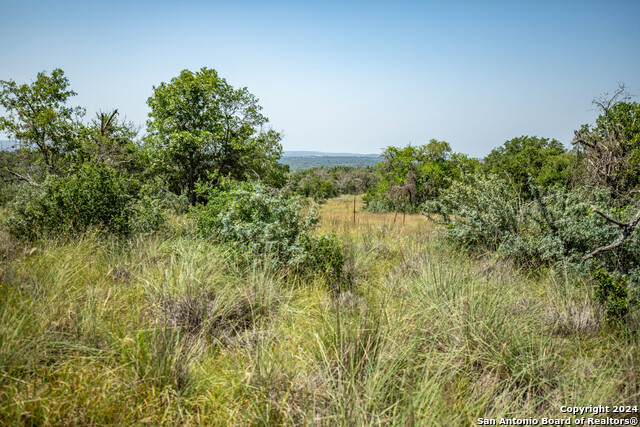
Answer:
xmin=424 ymin=175 xmax=520 ymax=251
xmin=5 ymin=162 xmax=164 ymax=239
xmin=194 ymin=180 xmax=345 ymax=281
xmin=573 ymin=100 xmax=640 ymax=202
xmin=425 ymin=176 xmax=640 ymax=319
xmin=483 ymin=136 xmax=574 ymax=199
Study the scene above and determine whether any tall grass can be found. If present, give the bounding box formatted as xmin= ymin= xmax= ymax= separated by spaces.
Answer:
xmin=0 ymin=197 xmax=638 ymax=425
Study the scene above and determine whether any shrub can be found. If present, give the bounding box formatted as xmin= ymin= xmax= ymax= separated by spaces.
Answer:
xmin=425 ymin=176 xmax=640 ymax=319
xmin=284 ymin=166 xmax=378 ymax=201
xmin=5 ymin=162 xmax=164 ymax=239
xmin=194 ymin=179 xmax=345 ymax=279
xmin=423 ymin=175 xmax=519 ymax=251
xmin=299 ymin=232 xmax=347 ymax=290
xmin=592 ymin=265 xmax=630 ymax=320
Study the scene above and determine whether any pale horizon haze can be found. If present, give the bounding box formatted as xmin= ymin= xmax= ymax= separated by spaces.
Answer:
xmin=1 ymin=0 xmax=639 ymax=157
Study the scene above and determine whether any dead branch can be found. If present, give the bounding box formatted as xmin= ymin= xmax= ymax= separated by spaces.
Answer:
xmin=100 ymin=109 xmax=118 ymax=136
xmin=4 ymin=167 xmax=41 ymax=188
xmin=583 ymin=206 xmax=640 ymax=260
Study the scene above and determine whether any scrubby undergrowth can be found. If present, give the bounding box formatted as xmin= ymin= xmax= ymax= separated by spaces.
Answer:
xmin=0 ymin=197 xmax=639 ymax=425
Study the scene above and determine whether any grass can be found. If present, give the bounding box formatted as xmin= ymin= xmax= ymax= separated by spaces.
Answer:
xmin=0 ymin=196 xmax=638 ymax=425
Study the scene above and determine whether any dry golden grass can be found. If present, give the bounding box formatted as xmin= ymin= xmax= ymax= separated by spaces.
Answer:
xmin=318 ymin=195 xmax=433 ymax=237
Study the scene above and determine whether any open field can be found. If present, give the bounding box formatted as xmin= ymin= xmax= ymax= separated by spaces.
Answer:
xmin=0 ymin=197 xmax=638 ymax=425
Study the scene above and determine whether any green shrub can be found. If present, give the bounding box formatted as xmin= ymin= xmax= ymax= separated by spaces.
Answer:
xmin=284 ymin=166 xmax=378 ymax=201
xmin=300 ymin=232 xmax=347 ymax=290
xmin=424 ymin=175 xmax=519 ymax=251
xmin=194 ymin=179 xmax=345 ymax=279
xmin=592 ymin=265 xmax=630 ymax=321
xmin=483 ymin=135 xmax=574 ymax=199
xmin=425 ymin=176 xmax=640 ymax=317
xmin=5 ymin=162 xmax=164 ymax=239
xmin=364 ymin=142 xmax=480 ymax=213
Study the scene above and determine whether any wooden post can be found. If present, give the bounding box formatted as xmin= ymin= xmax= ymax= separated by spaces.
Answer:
xmin=393 ymin=197 xmax=400 ymax=224
xmin=403 ymin=196 xmax=407 ymax=224
xmin=353 ymin=196 xmax=356 ymax=224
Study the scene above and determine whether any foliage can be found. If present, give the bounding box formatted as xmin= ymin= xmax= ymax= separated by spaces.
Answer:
xmin=424 ymin=174 xmax=520 ymax=251
xmin=1 ymin=207 xmax=638 ymax=424
xmin=592 ymin=265 xmax=630 ymax=320
xmin=573 ymin=90 xmax=640 ymax=201
xmin=194 ymin=179 xmax=344 ymax=278
xmin=145 ymin=68 xmax=287 ymax=205
xmin=483 ymin=135 xmax=573 ymax=199
xmin=0 ymin=149 xmax=37 ymax=206
xmin=75 ymin=110 xmax=144 ymax=174
xmin=365 ymin=140 xmax=480 ymax=213
xmin=426 ymin=175 xmax=640 ymax=318
xmin=0 ymin=69 xmax=85 ymax=172
xmin=299 ymin=232 xmax=347 ymax=289
xmin=285 ymin=166 xmax=378 ymax=201
xmin=5 ymin=162 xmax=163 ymax=239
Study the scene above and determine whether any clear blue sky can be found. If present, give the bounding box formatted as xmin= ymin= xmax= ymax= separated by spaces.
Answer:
xmin=1 ymin=0 xmax=639 ymax=157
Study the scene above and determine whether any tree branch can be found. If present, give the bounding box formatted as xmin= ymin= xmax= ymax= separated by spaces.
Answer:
xmin=591 ymin=206 xmax=628 ymax=227
xmin=583 ymin=206 xmax=640 ymax=260
xmin=4 ymin=167 xmax=41 ymax=188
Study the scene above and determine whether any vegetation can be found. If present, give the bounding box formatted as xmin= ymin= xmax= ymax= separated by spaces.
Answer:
xmin=146 ymin=68 xmax=287 ymax=205
xmin=194 ymin=179 xmax=345 ymax=284
xmin=483 ymin=135 xmax=574 ymax=199
xmin=0 ymin=69 xmax=84 ymax=173
xmin=364 ymin=140 xmax=480 ymax=213
xmin=284 ymin=166 xmax=379 ymax=201
xmin=1 ymin=69 xmax=639 ymax=424
xmin=1 ymin=198 xmax=638 ymax=425
xmin=280 ymin=155 xmax=380 ymax=170
xmin=5 ymin=161 xmax=163 ymax=239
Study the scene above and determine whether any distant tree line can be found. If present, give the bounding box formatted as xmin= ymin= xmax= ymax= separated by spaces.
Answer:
xmin=283 ymin=166 xmax=379 ymax=201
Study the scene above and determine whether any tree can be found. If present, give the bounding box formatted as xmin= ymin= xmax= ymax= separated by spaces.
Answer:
xmin=76 ymin=109 xmax=143 ymax=174
xmin=364 ymin=139 xmax=471 ymax=213
xmin=572 ymin=85 xmax=640 ymax=262
xmin=572 ymin=85 xmax=640 ymax=201
xmin=0 ymin=69 xmax=84 ymax=173
xmin=145 ymin=68 xmax=286 ymax=205
xmin=483 ymin=135 xmax=573 ymax=199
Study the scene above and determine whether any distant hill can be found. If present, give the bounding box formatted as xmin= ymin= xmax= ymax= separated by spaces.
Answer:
xmin=280 ymin=150 xmax=381 ymax=169
xmin=280 ymin=152 xmax=381 ymax=169
xmin=282 ymin=150 xmax=379 ymax=158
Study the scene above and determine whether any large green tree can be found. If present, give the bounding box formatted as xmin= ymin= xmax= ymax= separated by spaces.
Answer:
xmin=483 ymin=135 xmax=573 ymax=199
xmin=0 ymin=69 xmax=84 ymax=173
xmin=145 ymin=68 xmax=286 ymax=205
xmin=365 ymin=140 xmax=477 ymax=212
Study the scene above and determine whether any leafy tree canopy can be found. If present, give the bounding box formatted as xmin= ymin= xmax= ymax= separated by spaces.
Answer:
xmin=0 ymin=69 xmax=85 ymax=172
xmin=483 ymin=135 xmax=573 ymax=198
xmin=365 ymin=139 xmax=479 ymax=212
xmin=145 ymin=68 xmax=286 ymax=205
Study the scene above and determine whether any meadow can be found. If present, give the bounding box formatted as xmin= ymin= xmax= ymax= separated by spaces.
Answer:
xmin=1 ymin=196 xmax=638 ymax=425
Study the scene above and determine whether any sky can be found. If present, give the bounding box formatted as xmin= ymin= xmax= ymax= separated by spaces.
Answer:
xmin=1 ymin=0 xmax=639 ymax=157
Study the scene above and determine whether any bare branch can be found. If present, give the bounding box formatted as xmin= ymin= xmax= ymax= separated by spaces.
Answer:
xmin=591 ymin=206 xmax=628 ymax=227
xmin=583 ymin=206 xmax=640 ymax=260
xmin=4 ymin=167 xmax=41 ymax=188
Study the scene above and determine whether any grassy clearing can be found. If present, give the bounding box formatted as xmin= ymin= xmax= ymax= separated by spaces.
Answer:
xmin=0 ymin=196 xmax=638 ymax=425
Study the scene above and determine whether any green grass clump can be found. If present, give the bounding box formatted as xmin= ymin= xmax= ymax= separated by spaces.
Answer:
xmin=0 ymin=197 xmax=638 ymax=425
